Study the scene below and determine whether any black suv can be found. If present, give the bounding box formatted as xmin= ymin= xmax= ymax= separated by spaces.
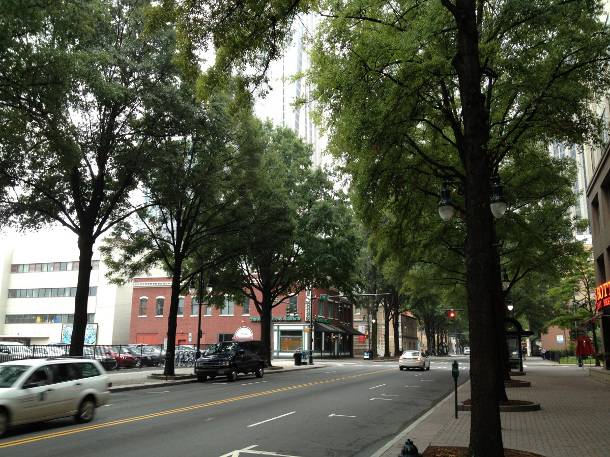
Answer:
xmin=194 ymin=340 xmax=267 ymax=382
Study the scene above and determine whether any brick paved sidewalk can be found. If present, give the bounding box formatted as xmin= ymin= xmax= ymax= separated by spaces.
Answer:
xmin=376 ymin=360 xmax=609 ymax=457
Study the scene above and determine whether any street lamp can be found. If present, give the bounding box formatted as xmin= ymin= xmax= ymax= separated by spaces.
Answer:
xmin=507 ymin=301 xmax=514 ymax=317
xmin=438 ymin=175 xmax=507 ymax=221
xmin=189 ymin=276 xmax=212 ymax=360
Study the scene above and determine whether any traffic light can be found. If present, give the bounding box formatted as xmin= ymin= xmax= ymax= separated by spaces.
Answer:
xmin=448 ymin=309 xmax=456 ymax=320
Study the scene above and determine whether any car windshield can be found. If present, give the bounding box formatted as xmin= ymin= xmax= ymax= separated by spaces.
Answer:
xmin=205 ymin=343 xmax=236 ymax=356
xmin=404 ymin=351 xmax=420 ymax=357
xmin=0 ymin=365 xmax=28 ymax=388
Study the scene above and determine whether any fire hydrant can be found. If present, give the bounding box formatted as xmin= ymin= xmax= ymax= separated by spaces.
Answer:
xmin=398 ymin=439 xmax=422 ymax=457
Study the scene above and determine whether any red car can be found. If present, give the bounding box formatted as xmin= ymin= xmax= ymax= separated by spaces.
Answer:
xmin=104 ymin=346 xmax=137 ymax=368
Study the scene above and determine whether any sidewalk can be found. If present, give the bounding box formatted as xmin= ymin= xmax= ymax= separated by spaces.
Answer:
xmin=376 ymin=358 xmax=610 ymax=457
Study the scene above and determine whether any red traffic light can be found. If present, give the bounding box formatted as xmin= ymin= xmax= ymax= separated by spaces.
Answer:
xmin=448 ymin=310 xmax=456 ymax=319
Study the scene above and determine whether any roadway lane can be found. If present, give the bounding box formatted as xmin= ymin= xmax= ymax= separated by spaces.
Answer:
xmin=0 ymin=358 xmax=470 ymax=457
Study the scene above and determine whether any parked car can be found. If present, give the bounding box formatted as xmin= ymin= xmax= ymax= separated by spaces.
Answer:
xmin=0 ymin=357 xmax=111 ymax=437
xmin=104 ymin=347 xmax=137 ymax=368
xmin=398 ymin=350 xmax=431 ymax=371
xmin=195 ymin=340 xmax=267 ymax=382
xmin=0 ymin=343 xmax=32 ymax=362
xmin=124 ymin=346 xmax=158 ymax=368
xmin=140 ymin=346 xmax=164 ymax=366
xmin=31 ymin=346 xmax=67 ymax=358
xmin=83 ymin=347 xmax=118 ymax=371
xmin=463 ymin=347 xmax=471 ymax=355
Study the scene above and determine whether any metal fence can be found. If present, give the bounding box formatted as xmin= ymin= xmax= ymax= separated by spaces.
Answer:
xmin=0 ymin=343 xmax=210 ymax=369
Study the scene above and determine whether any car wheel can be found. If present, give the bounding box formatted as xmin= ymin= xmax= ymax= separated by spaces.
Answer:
xmin=0 ymin=409 xmax=8 ymax=437
xmin=399 ymin=366 xmax=405 ymax=371
xmin=75 ymin=397 xmax=96 ymax=423
xmin=196 ymin=375 xmax=207 ymax=382
xmin=227 ymin=368 xmax=238 ymax=382
xmin=255 ymin=365 xmax=264 ymax=378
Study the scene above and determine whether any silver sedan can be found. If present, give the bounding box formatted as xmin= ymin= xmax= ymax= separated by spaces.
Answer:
xmin=398 ymin=350 xmax=430 ymax=371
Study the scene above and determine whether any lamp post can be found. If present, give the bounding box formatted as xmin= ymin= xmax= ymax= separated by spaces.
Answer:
xmin=438 ymin=175 xmax=507 ymax=221
xmin=189 ymin=276 xmax=212 ymax=360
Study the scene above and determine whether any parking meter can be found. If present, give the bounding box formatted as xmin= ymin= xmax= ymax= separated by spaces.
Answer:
xmin=452 ymin=360 xmax=459 ymax=418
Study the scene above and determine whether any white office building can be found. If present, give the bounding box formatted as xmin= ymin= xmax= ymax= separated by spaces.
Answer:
xmin=0 ymin=227 xmax=133 ymax=345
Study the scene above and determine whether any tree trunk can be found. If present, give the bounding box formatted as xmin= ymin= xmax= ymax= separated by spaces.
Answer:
xmin=384 ymin=302 xmax=391 ymax=357
xmin=393 ymin=310 xmax=400 ymax=355
xmin=452 ymin=0 xmax=505 ymax=454
xmin=163 ymin=272 xmax=183 ymax=377
xmin=69 ymin=234 xmax=95 ymax=357
xmin=259 ymin=302 xmax=273 ymax=367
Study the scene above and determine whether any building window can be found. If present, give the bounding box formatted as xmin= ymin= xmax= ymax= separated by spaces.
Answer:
xmin=220 ymin=298 xmax=234 ymax=316
xmin=8 ymin=287 xmax=97 ymax=298
xmin=191 ymin=298 xmax=199 ymax=316
xmin=177 ymin=297 xmax=184 ymax=316
xmin=218 ymin=333 xmax=233 ymax=342
xmin=328 ymin=301 xmax=334 ymax=319
xmin=287 ymin=295 xmax=298 ymax=314
xmin=156 ymin=297 xmax=164 ymax=316
xmin=355 ymin=304 xmax=361 ymax=314
xmin=280 ymin=330 xmax=303 ymax=351
xmin=139 ymin=297 xmax=148 ymax=317
xmin=10 ymin=260 xmax=99 ymax=273
xmin=5 ymin=313 xmax=95 ymax=324
xmin=319 ymin=298 xmax=325 ymax=317
xmin=243 ymin=298 xmax=250 ymax=315
xmin=204 ymin=303 xmax=212 ymax=316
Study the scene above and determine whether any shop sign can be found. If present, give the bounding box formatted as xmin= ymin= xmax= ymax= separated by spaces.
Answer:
xmin=595 ymin=280 xmax=610 ymax=310
xmin=234 ymin=326 xmax=254 ymax=340
xmin=250 ymin=316 xmax=301 ymax=322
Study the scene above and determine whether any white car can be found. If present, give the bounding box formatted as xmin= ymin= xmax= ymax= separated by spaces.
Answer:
xmin=463 ymin=347 xmax=471 ymax=355
xmin=0 ymin=357 xmax=111 ymax=437
xmin=399 ymin=351 xmax=431 ymax=371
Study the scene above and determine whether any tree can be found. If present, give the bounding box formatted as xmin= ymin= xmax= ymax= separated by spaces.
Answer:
xmin=101 ymin=81 xmax=262 ymax=376
xmin=547 ymin=249 xmax=601 ymax=365
xmin=0 ymin=0 xmax=182 ymax=355
xmin=215 ymin=124 xmax=362 ymax=366
xmin=303 ymin=2 xmax=610 ymax=455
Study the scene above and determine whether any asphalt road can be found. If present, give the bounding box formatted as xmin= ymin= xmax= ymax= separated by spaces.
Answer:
xmin=0 ymin=358 xmax=470 ymax=457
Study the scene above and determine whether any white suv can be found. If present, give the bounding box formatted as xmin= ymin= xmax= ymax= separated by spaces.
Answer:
xmin=0 ymin=357 xmax=111 ymax=437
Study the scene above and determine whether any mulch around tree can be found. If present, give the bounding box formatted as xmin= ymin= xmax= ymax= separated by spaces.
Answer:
xmin=461 ymin=399 xmax=534 ymax=406
xmin=422 ymin=446 xmax=544 ymax=457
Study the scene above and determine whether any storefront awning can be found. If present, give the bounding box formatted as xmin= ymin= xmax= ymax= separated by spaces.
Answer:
xmin=315 ymin=323 xmax=345 ymax=333
xmin=337 ymin=324 xmax=364 ymax=336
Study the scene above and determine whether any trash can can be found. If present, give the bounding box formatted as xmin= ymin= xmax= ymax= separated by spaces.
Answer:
xmin=363 ymin=351 xmax=371 ymax=360
xmin=293 ymin=352 xmax=302 ymax=366
xmin=302 ymin=352 xmax=309 ymax=364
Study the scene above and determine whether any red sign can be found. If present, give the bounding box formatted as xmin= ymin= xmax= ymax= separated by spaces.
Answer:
xmin=358 ymin=335 xmax=366 ymax=343
xmin=595 ymin=280 xmax=610 ymax=311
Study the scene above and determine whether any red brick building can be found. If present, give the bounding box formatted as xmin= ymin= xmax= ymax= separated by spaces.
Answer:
xmin=129 ymin=277 xmax=362 ymax=359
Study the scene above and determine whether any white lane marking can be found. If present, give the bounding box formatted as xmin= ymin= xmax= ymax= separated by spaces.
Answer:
xmin=369 ymin=384 xmax=386 ymax=389
xmin=370 ymin=397 xmax=393 ymax=401
xmin=247 ymin=411 xmax=296 ymax=428
xmin=219 ymin=444 xmax=303 ymax=456
xmin=382 ymin=394 xmax=398 ymax=397
xmin=328 ymin=413 xmax=356 ymax=418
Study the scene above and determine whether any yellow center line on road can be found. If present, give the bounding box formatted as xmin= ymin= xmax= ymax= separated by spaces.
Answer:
xmin=0 ymin=367 xmax=395 ymax=448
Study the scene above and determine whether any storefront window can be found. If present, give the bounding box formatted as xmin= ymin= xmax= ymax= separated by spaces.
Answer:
xmin=280 ymin=330 xmax=302 ymax=351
